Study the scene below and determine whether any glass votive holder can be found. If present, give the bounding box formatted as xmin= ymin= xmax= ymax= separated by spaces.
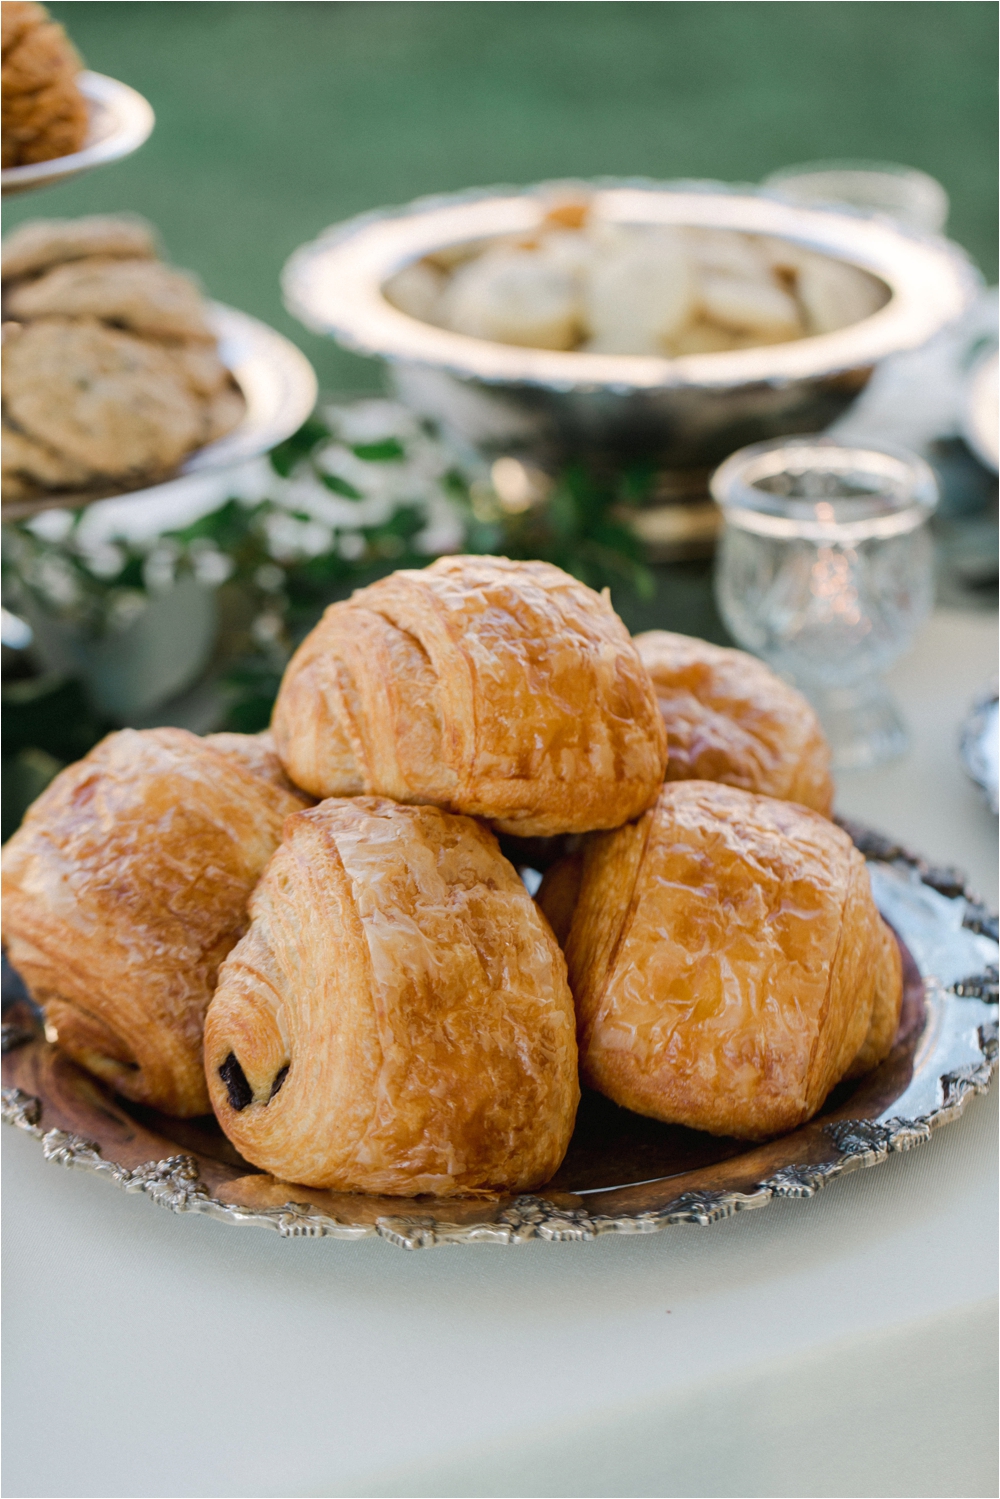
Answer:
xmin=711 ymin=436 xmax=938 ymax=772
xmin=763 ymin=159 xmax=949 ymax=235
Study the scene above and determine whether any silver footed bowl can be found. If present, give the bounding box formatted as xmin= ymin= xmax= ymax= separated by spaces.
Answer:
xmin=283 ymin=180 xmax=978 ymax=468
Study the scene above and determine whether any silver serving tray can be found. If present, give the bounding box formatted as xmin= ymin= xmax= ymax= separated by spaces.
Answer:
xmin=1 ymin=302 xmax=319 ymax=522
xmin=2 ymin=825 xmax=996 ymax=1250
xmin=1 ymin=71 xmax=155 ymax=198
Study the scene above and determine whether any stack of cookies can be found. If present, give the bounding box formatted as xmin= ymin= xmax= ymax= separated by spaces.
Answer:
xmin=1 ymin=2 xmax=88 ymax=169
xmin=2 ymin=214 xmax=246 ymax=508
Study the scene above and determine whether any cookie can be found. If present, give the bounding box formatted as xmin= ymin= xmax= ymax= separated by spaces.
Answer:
xmin=161 ymin=341 xmax=246 ymax=443
xmin=1 ymin=216 xmax=158 ymax=282
xmin=2 ymin=4 xmax=49 ymax=59
xmin=1 ymin=2 xmax=87 ymax=168
xmin=2 ymin=419 xmax=93 ymax=497
xmin=202 ymin=384 xmax=246 ymax=444
xmin=2 ymin=75 xmax=88 ymax=166
xmin=2 ymin=8 xmax=79 ymax=94
xmin=3 ymin=318 xmax=204 ymax=480
xmin=6 ymin=257 xmax=214 ymax=341
xmin=165 ymin=340 xmax=230 ymax=399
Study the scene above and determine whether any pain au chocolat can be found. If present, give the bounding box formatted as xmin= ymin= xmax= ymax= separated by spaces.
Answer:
xmin=271 ymin=555 xmax=667 ymax=837
xmin=543 ymin=780 xmax=901 ymax=1140
xmin=1 ymin=728 xmax=309 ymax=1116
xmin=204 ymin=797 xmax=580 ymax=1195
xmin=634 ymin=631 xmax=834 ymax=814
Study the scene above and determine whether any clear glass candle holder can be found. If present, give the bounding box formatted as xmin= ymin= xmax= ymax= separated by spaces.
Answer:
xmin=711 ymin=437 xmax=938 ymax=772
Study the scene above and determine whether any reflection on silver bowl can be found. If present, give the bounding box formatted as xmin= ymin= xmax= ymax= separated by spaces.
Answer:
xmin=283 ymin=180 xmax=978 ymax=469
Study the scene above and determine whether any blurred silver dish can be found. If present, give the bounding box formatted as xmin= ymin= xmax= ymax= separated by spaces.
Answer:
xmin=1 ymin=71 xmax=155 ymax=198
xmin=962 ymin=349 xmax=999 ymax=473
xmin=1 ymin=302 xmax=318 ymax=522
xmin=960 ymin=682 xmax=999 ymax=816
xmin=283 ymin=179 xmax=978 ymax=467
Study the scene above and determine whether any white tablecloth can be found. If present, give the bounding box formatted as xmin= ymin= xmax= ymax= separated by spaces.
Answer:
xmin=3 ymin=610 xmax=997 ymax=1499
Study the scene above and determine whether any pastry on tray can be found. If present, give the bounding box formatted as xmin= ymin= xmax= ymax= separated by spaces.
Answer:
xmin=204 ymin=797 xmax=579 ymax=1195
xmin=1 ymin=214 xmax=246 ymax=507
xmin=0 ymin=729 xmax=310 ymax=1117
xmin=271 ymin=554 xmax=667 ymax=837
xmin=540 ymin=780 xmax=901 ymax=1140
xmin=634 ymin=630 xmax=834 ymax=814
xmin=2 ymin=2 xmax=88 ymax=170
xmin=0 ymin=546 xmax=908 ymax=1195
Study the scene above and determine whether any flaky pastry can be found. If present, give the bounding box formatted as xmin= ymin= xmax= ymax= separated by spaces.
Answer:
xmin=204 ymin=797 xmax=580 ymax=1194
xmin=634 ymin=630 xmax=834 ymax=814
xmin=1 ymin=728 xmax=309 ymax=1116
xmin=272 ymin=555 xmax=667 ymax=837
xmin=549 ymin=781 xmax=901 ymax=1140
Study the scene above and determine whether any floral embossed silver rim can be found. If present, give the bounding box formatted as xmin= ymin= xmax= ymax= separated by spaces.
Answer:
xmin=2 ymin=827 xmax=997 ymax=1250
xmin=282 ymin=179 xmax=977 ymax=394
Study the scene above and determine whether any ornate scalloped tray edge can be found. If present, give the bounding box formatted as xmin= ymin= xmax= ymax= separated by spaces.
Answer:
xmin=3 ymin=822 xmax=997 ymax=1250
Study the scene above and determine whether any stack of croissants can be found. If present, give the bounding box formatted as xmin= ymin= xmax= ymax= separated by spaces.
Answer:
xmin=1 ymin=556 xmax=902 ymax=1197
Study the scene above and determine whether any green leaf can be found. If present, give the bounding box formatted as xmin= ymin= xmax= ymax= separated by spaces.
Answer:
xmin=376 ymin=505 xmax=424 ymax=540
xmin=351 ymin=438 xmax=406 ymax=462
xmin=320 ymin=473 xmax=364 ymax=500
xmin=617 ymin=460 xmax=658 ymax=506
xmin=268 ymin=415 xmax=331 ymax=477
xmin=169 ymin=498 xmax=252 ymax=552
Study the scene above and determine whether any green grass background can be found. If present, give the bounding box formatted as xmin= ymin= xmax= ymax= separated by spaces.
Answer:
xmin=12 ymin=1 xmax=999 ymax=394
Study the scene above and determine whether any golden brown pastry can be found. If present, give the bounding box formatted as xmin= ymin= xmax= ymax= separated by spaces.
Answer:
xmin=556 ymin=781 xmax=901 ymax=1140
xmin=272 ymin=556 xmax=667 ymax=837
xmin=203 ymin=730 xmax=308 ymax=799
xmin=204 ymin=797 xmax=580 ymax=1194
xmin=634 ymin=630 xmax=834 ymax=815
xmin=1 ymin=728 xmax=309 ymax=1116
xmin=2 ymin=2 xmax=88 ymax=169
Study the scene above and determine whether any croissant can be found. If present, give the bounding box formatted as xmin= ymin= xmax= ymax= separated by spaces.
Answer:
xmin=634 ymin=631 xmax=834 ymax=814
xmin=546 ymin=781 xmax=901 ymax=1140
xmin=204 ymin=796 xmax=580 ymax=1195
xmin=202 ymin=730 xmax=305 ymax=798
xmin=271 ymin=555 xmax=667 ymax=837
xmin=1 ymin=728 xmax=309 ymax=1116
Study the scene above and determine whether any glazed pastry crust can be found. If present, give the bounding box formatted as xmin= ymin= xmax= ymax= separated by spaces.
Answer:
xmin=203 ymin=731 xmax=309 ymax=801
xmin=564 ymin=781 xmax=901 ymax=1139
xmin=1 ymin=729 xmax=309 ymax=1116
xmin=272 ymin=555 xmax=667 ymax=837
xmin=204 ymin=797 xmax=580 ymax=1195
xmin=634 ymin=631 xmax=834 ymax=814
